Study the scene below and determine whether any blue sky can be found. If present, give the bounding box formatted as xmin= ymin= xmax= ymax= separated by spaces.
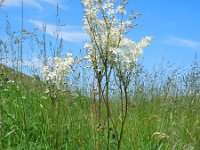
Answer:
xmin=0 ymin=0 xmax=200 ymax=72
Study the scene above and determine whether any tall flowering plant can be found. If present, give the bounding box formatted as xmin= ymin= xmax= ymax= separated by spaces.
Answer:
xmin=41 ymin=53 xmax=74 ymax=88
xmin=41 ymin=53 xmax=74 ymax=149
xmin=81 ymin=0 xmax=152 ymax=149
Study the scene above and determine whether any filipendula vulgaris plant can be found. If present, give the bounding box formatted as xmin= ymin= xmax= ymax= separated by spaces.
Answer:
xmin=81 ymin=0 xmax=153 ymax=149
xmin=41 ymin=53 xmax=74 ymax=149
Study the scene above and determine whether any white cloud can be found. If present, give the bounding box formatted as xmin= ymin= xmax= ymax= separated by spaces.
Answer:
xmin=1 ymin=56 xmax=52 ymax=70
xmin=22 ymin=57 xmax=42 ymax=68
xmin=43 ymin=0 xmax=65 ymax=8
xmin=166 ymin=37 xmax=200 ymax=48
xmin=29 ymin=19 xmax=88 ymax=42
xmin=2 ymin=0 xmax=62 ymax=9
xmin=43 ymin=0 xmax=58 ymax=5
xmin=3 ymin=0 xmax=42 ymax=9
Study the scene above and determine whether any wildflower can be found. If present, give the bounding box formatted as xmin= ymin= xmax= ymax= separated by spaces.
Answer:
xmin=40 ymin=104 xmax=44 ymax=109
xmin=116 ymin=4 xmax=126 ymax=14
xmin=82 ymin=0 xmax=153 ymax=72
xmin=7 ymin=80 xmax=15 ymax=84
xmin=41 ymin=53 xmax=74 ymax=87
xmin=81 ymin=1 xmax=153 ymax=149
xmin=3 ymin=88 xmax=9 ymax=92
xmin=82 ymin=0 xmax=93 ymax=6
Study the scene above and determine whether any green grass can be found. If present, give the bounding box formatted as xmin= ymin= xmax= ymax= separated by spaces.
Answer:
xmin=0 ymin=64 xmax=200 ymax=149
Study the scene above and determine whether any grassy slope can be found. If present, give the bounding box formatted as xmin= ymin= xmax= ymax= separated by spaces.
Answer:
xmin=0 ymin=64 xmax=200 ymax=149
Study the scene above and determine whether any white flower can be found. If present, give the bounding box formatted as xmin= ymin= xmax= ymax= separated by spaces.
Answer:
xmin=117 ymin=36 xmax=153 ymax=69
xmin=107 ymin=8 xmax=115 ymax=15
xmin=82 ymin=0 xmax=153 ymax=72
xmin=40 ymin=104 xmax=44 ymax=109
xmin=7 ymin=80 xmax=15 ymax=84
xmin=82 ymin=0 xmax=92 ymax=6
xmin=116 ymin=4 xmax=126 ymax=14
xmin=84 ymin=43 xmax=92 ymax=49
xmin=41 ymin=53 xmax=74 ymax=87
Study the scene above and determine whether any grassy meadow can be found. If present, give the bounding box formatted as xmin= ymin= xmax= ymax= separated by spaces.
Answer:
xmin=1 ymin=63 xmax=200 ymax=149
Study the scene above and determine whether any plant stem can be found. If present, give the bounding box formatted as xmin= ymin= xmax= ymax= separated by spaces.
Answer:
xmin=105 ymin=67 xmax=110 ymax=150
xmin=92 ymin=83 xmax=97 ymax=149
xmin=56 ymin=96 xmax=61 ymax=150
xmin=51 ymin=97 xmax=55 ymax=148
xmin=98 ymin=79 xmax=102 ymax=150
xmin=118 ymin=87 xmax=128 ymax=150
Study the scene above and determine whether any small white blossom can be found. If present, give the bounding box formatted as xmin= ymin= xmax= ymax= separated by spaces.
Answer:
xmin=7 ymin=80 xmax=15 ymax=84
xmin=82 ymin=0 xmax=92 ymax=6
xmin=116 ymin=4 xmax=126 ymax=14
xmin=41 ymin=53 xmax=74 ymax=87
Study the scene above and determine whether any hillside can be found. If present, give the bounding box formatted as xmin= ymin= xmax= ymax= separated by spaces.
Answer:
xmin=0 ymin=64 xmax=200 ymax=149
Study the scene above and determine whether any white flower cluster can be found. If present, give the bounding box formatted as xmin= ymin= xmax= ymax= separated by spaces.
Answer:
xmin=82 ymin=0 xmax=153 ymax=71
xmin=119 ymin=36 xmax=153 ymax=69
xmin=41 ymin=53 xmax=74 ymax=86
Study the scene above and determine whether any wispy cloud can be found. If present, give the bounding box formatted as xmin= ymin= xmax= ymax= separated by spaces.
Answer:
xmin=23 ymin=57 xmax=42 ymax=68
xmin=1 ymin=57 xmax=42 ymax=71
xmin=165 ymin=37 xmax=200 ymax=48
xmin=3 ymin=0 xmax=42 ymax=9
xmin=2 ymin=0 xmax=62 ymax=9
xmin=42 ymin=0 xmax=65 ymax=9
xmin=29 ymin=19 xmax=88 ymax=42
xmin=43 ymin=0 xmax=58 ymax=6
